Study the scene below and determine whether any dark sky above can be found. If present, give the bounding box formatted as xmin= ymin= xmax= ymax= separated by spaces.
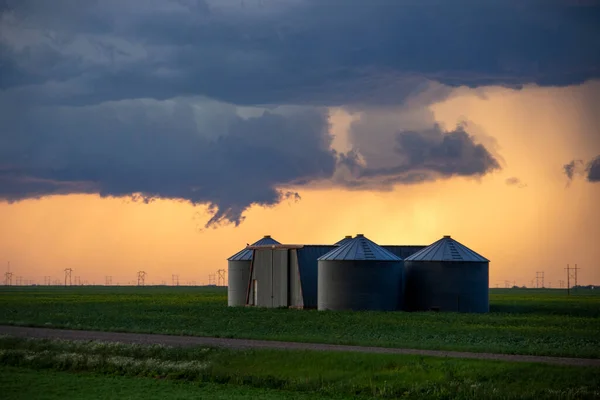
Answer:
xmin=1 ymin=0 xmax=599 ymax=226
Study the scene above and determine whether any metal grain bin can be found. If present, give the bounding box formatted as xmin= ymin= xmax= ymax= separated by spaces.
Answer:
xmin=318 ymin=234 xmax=403 ymax=311
xmin=404 ymin=235 xmax=489 ymax=313
xmin=227 ymin=235 xmax=279 ymax=307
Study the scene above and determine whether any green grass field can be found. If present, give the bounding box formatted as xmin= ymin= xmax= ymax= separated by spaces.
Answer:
xmin=0 ymin=286 xmax=599 ymax=358
xmin=0 ymin=367 xmax=341 ymax=400
xmin=1 ymin=337 xmax=598 ymax=399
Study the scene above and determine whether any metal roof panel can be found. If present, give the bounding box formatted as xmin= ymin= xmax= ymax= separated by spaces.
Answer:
xmin=405 ymin=235 xmax=489 ymax=262
xmin=227 ymin=235 xmax=281 ymax=261
xmin=318 ymin=234 xmax=401 ymax=261
xmin=334 ymin=235 xmax=353 ymax=246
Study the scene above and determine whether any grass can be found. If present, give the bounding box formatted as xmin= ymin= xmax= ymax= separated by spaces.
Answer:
xmin=0 ymin=366 xmax=340 ymax=400
xmin=0 ymin=286 xmax=599 ymax=358
xmin=1 ymin=336 xmax=599 ymax=399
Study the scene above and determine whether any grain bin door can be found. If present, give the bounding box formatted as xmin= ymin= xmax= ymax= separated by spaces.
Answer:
xmin=253 ymin=249 xmax=273 ymax=307
xmin=272 ymin=249 xmax=289 ymax=307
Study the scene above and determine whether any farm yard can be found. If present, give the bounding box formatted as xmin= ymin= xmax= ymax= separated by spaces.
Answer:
xmin=1 ymin=286 xmax=599 ymax=399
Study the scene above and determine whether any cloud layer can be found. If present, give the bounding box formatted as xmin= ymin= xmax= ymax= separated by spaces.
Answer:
xmin=2 ymin=1 xmax=599 ymax=106
xmin=337 ymin=123 xmax=501 ymax=188
xmin=0 ymin=98 xmax=336 ymax=226
xmin=1 ymin=1 xmax=598 ymax=225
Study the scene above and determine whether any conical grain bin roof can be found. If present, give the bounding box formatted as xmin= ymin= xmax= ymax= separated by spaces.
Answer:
xmin=319 ymin=234 xmax=401 ymax=261
xmin=227 ymin=235 xmax=280 ymax=261
xmin=405 ymin=235 xmax=488 ymax=262
xmin=334 ymin=235 xmax=353 ymax=246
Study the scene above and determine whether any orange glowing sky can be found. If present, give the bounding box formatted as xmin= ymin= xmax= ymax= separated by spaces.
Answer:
xmin=1 ymin=82 xmax=599 ymax=287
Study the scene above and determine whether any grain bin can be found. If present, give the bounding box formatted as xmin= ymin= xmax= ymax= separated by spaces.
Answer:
xmin=227 ymin=235 xmax=279 ymax=307
xmin=404 ymin=235 xmax=489 ymax=313
xmin=318 ymin=234 xmax=403 ymax=311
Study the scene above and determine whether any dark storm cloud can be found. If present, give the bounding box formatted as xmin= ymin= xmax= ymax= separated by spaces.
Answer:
xmin=0 ymin=99 xmax=336 ymax=227
xmin=505 ymin=177 xmax=528 ymax=188
xmin=585 ymin=156 xmax=600 ymax=182
xmin=2 ymin=0 xmax=592 ymax=226
xmin=1 ymin=0 xmax=599 ymax=106
xmin=336 ymin=124 xmax=501 ymax=187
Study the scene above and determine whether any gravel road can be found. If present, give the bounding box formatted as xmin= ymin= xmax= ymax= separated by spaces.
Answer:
xmin=1 ymin=325 xmax=598 ymax=367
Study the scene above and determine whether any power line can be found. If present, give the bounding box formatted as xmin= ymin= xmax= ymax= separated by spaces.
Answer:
xmin=565 ymin=264 xmax=581 ymax=296
xmin=217 ymin=269 xmax=226 ymax=286
xmin=535 ymin=271 xmax=544 ymax=288
xmin=4 ymin=261 xmax=13 ymax=286
xmin=64 ymin=268 xmax=73 ymax=286
xmin=137 ymin=271 xmax=146 ymax=286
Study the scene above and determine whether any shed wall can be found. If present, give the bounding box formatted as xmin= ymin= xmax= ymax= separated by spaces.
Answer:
xmin=227 ymin=260 xmax=251 ymax=307
xmin=404 ymin=261 xmax=489 ymax=313
xmin=250 ymin=249 xmax=289 ymax=308
xmin=318 ymin=260 xmax=403 ymax=311
xmin=289 ymin=250 xmax=304 ymax=307
xmin=272 ymin=249 xmax=289 ymax=308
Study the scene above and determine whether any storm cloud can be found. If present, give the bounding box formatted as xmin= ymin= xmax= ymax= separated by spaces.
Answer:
xmin=585 ymin=156 xmax=600 ymax=182
xmin=1 ymin=1 xmax=599 ymax=106
xmin=0 ymin=98 xmax=336 ymax=226
xmin=336 ymin=123 xmax=501 ymax=188
xmin=1 ymin=1 xmax=598 ymax=226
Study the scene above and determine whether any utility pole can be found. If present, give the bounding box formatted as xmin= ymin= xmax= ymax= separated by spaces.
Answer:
xmin=172 ymin=274 xmax=179 ymax=286
xmin=105 ymin=276 xmax=112 ymax=286
xmin=64 ymin=268 xmax=73 ymax=286
xmin=137 ymin=271 xmax=146 ymax=286
xmin=217 ymin=269 xmax=226 ymax=286
xmin=535 ymin=271 xmax=544 ymax=288
xmin=4 ymin=262 xmax=13 ymax=286
xmin=208 ymin=273 xmax=216 ymax=286
xmin=565 ymin=264 xmax=580 ymax=295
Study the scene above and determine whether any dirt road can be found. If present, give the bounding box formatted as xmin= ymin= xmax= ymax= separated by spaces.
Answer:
xmin=1 ymin=325 xmax=598 ymax=367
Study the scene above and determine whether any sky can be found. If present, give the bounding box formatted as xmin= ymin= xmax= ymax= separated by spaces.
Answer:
xmin=1 ymin=1 xmax=599 ymax=287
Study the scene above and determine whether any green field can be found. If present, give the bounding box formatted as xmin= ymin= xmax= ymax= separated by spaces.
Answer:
xmin=0 ymin=286 xmax=599 ymax=358
xmin=1 ymin=367 xmax=340 ymax=400
xmin=1 ymin=337 xmax=598 ymax=399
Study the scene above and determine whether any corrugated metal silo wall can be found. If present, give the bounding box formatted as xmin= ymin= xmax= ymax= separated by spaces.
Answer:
xmin=227 ymin=260 xmax=251 ymax=306
xmin=318 ymin=260 xmax=403 ymax=311
xmin=297 ymin=246 xmax=336 ymax=308
xmin=404 ymin=261 xmax=489 ymax=313
xmin=250 ymin=249 xmax=289 ymax=308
